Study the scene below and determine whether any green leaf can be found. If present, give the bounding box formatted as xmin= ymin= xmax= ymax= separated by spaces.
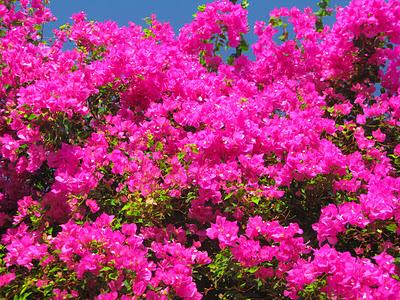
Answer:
xmin=239 ymin=37 xmax=249 ymax=52
xmin=143 ymin=28 xmax=155 ymax=38
xmin=269 ymin=16 xmax=283 ymax=28
xmin=197 ymin=4 xmax=206 ymax=12
xmin=246 ymin=266 xmax=259 ymax=274
xmin=251 ymin=196 xmax=260 ymax=205
xmin=279 ymin=31 xmax=288 ymax=42
xmin=386 ymin=223 xmax=397 ymax=233
xmin=227 ymin=55 xmax=235 ymax=65
xmin=100 ymin=266 xmax=112 ymax=272
xmin=317 ymin=0 xmax=330 ymax=9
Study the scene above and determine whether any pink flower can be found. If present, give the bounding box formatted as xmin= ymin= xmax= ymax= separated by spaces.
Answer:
xmin=374 ymin=252 xmax=395 ymax=274
xmin=97 ymin=292 xmax=118 ymax=300
xmin=372 ymin=129 xmax=386 ymax=142
xmin=85 ymin=199 xmax=100 ymax=213
xmin=0 ymin=5 xmax=7 ymax=18
xmin=0 ymin=273 xmax=16 ymax=287
xmin=255 ymin=267 xmax=274 ymax=280
xmin=394 ymin=144 xmax=400 ymax=156
xmin=206 ymin=216 xmax=239 ymax=249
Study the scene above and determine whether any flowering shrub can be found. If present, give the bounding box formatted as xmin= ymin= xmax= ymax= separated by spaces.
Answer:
xmin=0 ymin=0 xmax=399 ymax=298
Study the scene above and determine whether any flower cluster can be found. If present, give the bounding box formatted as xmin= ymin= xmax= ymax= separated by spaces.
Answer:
xmin=0 ymin=0 xmax=399 ymax=299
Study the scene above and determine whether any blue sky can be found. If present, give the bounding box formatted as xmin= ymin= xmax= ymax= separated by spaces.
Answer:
xmin=47 ymin=0 xmax=350 ymax=32
xmin=45 ymin=0 xmax=350 ymax=55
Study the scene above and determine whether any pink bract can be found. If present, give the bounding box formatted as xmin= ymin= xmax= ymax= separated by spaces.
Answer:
xmin=0 ymin=0 xmax=399 ymax=299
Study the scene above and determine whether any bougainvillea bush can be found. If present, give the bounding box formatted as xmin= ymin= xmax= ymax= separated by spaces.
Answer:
xmin=0 ymin=0 xmax=399 ymax=298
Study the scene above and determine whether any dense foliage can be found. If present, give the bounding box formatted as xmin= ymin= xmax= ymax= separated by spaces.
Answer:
xmin=0 ymin=0 xmax=399 ymax=298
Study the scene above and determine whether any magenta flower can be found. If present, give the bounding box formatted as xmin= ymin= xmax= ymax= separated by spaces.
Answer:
xmin=0 ymin=273 xmax=16 ymax=287
xmin=206 ymin=216 xmax=239 ymax=249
